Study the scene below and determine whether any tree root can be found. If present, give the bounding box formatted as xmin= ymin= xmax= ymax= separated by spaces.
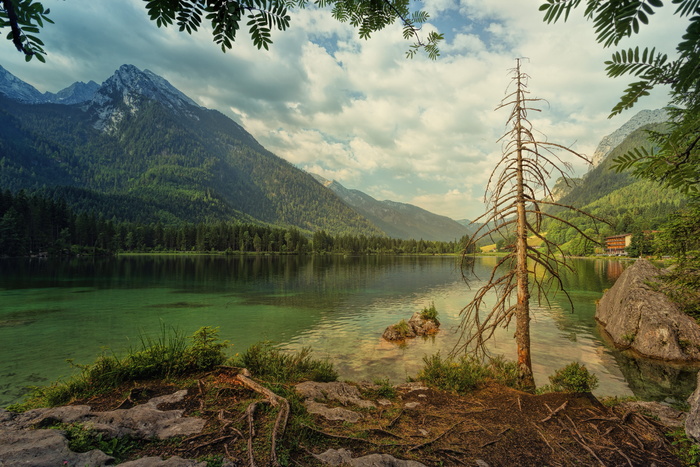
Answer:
xmin=237 ymin=372 xmax=290 ymax=467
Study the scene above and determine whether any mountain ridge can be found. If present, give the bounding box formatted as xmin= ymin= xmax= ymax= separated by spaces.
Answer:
xmin=0 ymin=64 xmax=383 ymax=236
xmin=311 ymin=174 xmax=472 ymax=241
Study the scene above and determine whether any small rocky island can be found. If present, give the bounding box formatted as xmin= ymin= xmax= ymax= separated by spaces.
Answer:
xmin=382 ymin=303 xmax=440 ymax=341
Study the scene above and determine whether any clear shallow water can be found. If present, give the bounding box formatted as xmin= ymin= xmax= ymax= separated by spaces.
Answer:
xmin=0 ymin=255 xmax=696 ymax=406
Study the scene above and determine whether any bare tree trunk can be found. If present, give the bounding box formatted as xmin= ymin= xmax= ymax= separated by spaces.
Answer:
xmin=456 ymin=59 xmax=599 ymax=393
xmin=514 ymin=60 xmax=535 ymax=391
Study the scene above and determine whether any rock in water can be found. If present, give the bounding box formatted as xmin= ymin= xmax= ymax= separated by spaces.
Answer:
xmin=596 ymin=259 xmax=700 ymax=361
xmin=686 ymin=372 xmax=700 ymax=442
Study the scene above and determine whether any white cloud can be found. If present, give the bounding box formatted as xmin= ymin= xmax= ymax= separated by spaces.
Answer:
xmin=0 ymin=0 xmax=684 ymax=220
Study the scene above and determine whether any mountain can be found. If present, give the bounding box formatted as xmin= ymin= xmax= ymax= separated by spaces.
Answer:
xmin=47 ymin=80 xmax=100 ymax=105
xmin=543 ymin=113 xmax=685 ymax=253
xmin=0 ymin=64 xmax=382 ymax=236
xmin=311 ymin=174 xmax=471 ymax=241
xmin=0 ymin=64 xmax=98 ymax=104
xmin=0 ymin=64 xmax=45 ymax=103
xmin=589 ymin=109 xmax=668 ymax=168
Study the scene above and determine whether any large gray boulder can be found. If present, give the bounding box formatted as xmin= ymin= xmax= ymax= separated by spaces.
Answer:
xmin=596 ymin=259 xmax=700 ymax=362
xmin=686 ymin=371 xmax=700 ymax=442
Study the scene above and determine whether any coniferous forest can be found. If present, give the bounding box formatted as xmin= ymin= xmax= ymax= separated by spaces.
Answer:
xmin=0 ymin=189 xmax=465 ymax=257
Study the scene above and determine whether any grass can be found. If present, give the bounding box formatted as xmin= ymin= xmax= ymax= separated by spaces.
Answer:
xmin=8 ymin=326 xmax=229 ymax=411
xmin=419 ymin=302 xmax=439 ymax=321
xmin=393 ymin=319 xmax=412 ymax=338
xmin=416 ymin=353 xmax=519 ymax=394
xmin=235 ymin=342 xmax=338 ymax=383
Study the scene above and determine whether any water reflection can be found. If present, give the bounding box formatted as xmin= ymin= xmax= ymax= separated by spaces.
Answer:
xmin=0 ymin=255 xmax=694 ymax=407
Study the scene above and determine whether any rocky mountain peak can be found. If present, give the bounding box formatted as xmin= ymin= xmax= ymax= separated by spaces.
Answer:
xmin=48 ymin=80 xmax=100 ymax=105
xmin=589 ymin=109 xmax=668 ymax=169
xmin=0 ymin=64 xmax=45 ymax=103
xmin=88 ymin=64 xmax=200 ymax=131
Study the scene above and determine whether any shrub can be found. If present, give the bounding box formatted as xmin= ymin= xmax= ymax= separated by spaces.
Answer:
xmin=420 ymin=302 xmax=439 ymax=321
xmin=544 ymin=362 xmax=599 ymax=393
xmin=237 ymin=342 xmax=338 ymax=383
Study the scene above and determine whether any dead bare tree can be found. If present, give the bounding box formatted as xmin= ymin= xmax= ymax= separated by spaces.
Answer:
xmin=455 ymin=59 xmax=603 ymax=391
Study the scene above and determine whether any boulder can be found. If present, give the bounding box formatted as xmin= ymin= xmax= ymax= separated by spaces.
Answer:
xmin=686 ymin=371 xmax=700 ymax=442
xmin=381 ymin=322 xmax=416 ymax=341
xmin=596 ymin=259 xmax=700 ymax=362
xmin=408 ymin=311 xmax=440 ymax=335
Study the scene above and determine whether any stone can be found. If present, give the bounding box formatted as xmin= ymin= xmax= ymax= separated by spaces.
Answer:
xmin=382 ymin=312 xmax=440 ymax=342
xmin=596 ymin=259 xmax=700 ymax=361
xmin=686 ymin=371 xmax=700 ymax=442
xmin=120 ymin=456 xmax=207 ymax=466
xmin=407 ymin=311 xmax=440 ymax=335
xmin=303 ymin=401 xmax=361 ymax=423
xmin=295 ymin=381 xmax=375 ymax=408
xmin=382 ymin=322 xmax=416 ymax=341
xmin=0 ymin=427 xmax=113 ymax=467
xmin=295 ymin=382 xmax=375 ymax=424
xmin=619 ymin=401 xmax=686 ymax=429
xmin=315 ymin=448 xmax=427 ymax=466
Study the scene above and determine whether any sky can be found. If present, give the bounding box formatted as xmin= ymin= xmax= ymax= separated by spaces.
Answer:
xmin=0 ymin=0 xmax=684 ymax=220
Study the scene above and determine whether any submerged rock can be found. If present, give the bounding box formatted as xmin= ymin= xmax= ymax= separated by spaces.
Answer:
xmin=596 ymin=259 xmax=700 ymax=362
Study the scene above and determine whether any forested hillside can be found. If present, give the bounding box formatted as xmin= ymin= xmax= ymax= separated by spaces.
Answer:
xmin=543 ymin=124 xmax=686 ymax=255
xmin=0 ymin=66 xmax=382 ymax=236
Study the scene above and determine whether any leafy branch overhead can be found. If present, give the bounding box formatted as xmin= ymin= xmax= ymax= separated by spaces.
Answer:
xmin=540 ymin=0 xmax=700 ymax=195
xmin=0 ymin=0 xmax=53 ymax=62
xmin=0 ymin=0 xmax=442 ymax=61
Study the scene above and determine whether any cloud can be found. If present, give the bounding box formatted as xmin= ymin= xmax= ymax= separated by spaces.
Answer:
xmin=0 ymin=0 xmax=682 ymax=220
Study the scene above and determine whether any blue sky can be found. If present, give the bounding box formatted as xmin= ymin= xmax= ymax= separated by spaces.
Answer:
xmin=0 ymin=0 xmax=683 ymax=220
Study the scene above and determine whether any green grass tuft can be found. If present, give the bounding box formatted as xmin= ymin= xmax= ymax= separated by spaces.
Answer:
xmin=7 ymin=326 xmax=228 ymax=411
xmin=420 ymin=302 xmax=439 ymax=321
xmin=236 ymin=342 xmax=338 ymax=383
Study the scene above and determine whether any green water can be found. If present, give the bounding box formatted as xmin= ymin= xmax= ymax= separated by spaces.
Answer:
xmin=0 ymin=255 xmax=696 ymax=406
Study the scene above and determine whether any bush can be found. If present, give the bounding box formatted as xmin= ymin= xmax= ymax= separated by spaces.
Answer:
xmin=420 ymin=302 xmax=439 ymax=321
xmin=542 ymin=362 xmax=599 ymax=393
xmin=237 ymin=342 xmax=338 ymax=383
xmin=416 ymin=353 xmax=519 ymax=394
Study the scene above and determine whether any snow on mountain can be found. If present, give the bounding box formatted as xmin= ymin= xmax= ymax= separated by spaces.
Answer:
xmin=0 ymin=64 xmax=46 ymax=103
xmin=589 ymin=109 xmax=668 ymax=169
xmin=0 ymin=64 xmax=99 ymax=105
xmin=88 ymin=64 xmax=200 ymax=132
xmin=47 ymin=80 xmax=100 ymax=105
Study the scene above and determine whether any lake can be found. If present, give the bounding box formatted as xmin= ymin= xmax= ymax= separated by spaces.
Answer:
xmin=0 ymin=254 xmax=696 ymax=407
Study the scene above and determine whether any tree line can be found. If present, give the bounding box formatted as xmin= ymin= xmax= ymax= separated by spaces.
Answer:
xmin=0 ymin=189 xmax=465 ymax=257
